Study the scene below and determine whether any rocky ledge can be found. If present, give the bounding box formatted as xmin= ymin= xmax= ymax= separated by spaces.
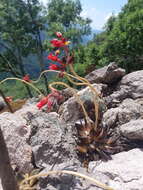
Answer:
xmin=0 ymin=63 xmax=143 ymax=190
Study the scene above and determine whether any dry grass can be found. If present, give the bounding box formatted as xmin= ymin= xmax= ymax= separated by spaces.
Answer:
xmin=19 ymin=170 xmax=114 ymax=190
xmin=0 ymin=99 xmax=27 ymax=114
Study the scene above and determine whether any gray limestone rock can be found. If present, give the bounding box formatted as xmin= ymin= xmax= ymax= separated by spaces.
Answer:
xmin=89 ymin=148 xmax=143 ymax=190
xmin=59 ymin=83 xmax=107 ymax=125
xmin=103 ymin=98 xmax=143 ymax=128
xmin=105 ymin=70 xmax=143 ymax=106
xmin=119 ymin=120 xmax=143 ymax=140
xmin=0 ymin=103 xmax=39 ymax=173
xmin=29 ymin=112 xmax=78 ymax=169
xmin=85 ymin=62 xmax=125 ymax=84
xmin=0 ymin=97 xmax=5 ymax=111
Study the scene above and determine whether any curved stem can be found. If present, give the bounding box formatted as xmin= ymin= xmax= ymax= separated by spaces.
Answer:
xmin=30 ymin=69 xmax=100 ymax=129
xmin=49 ymin=81 xmax=91 ymax=124
xmin=0 ymin=78 xmax=44 ymax=97
xmin=66 ymin=69 xmax=99 ymax=130
xmin=31 ymin=70 xmax=61 ymax=84
xmin=69 ymin=64 xmax=90 ymax=84
xmin=20 ymin=170 xmax=114 ymax=190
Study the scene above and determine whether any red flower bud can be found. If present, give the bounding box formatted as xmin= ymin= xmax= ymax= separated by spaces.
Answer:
xmin=23 ymin=75 xmax=31 ymax=82
xmin=47 ymin=53 xmax=58 ymax=62
xmin=56 ymin=32 xmax=62 ymax=38
xmin=5 ymin=96 xmax=13 ymax=102
xmin=49 ymin=64 xmax=60 ymax=70
xmin=36 ymin=97 xmax=48 ymax=109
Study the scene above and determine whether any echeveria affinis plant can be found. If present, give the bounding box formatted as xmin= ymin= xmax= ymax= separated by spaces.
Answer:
xmin=0 ymin=32 xmax=115 ymax=190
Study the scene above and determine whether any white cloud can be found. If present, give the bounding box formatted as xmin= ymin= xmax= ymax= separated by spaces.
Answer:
xmin=105 ymin=12 xmax=113 ymax=21
xmin=104 ymin=12 xmax=118 ymax=21
xmin=80 ymin=8 xmax=104 ymax=29
xmin=39 ymin=0 xmax=49 ymax=5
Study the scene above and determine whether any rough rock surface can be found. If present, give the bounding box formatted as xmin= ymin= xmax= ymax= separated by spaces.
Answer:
xmin=59 ymin=83 xmax=107 ymax=124
xmin=1 ymin=65 xmax=143 ymax=190
xmin=89 ymin=148 xmax=143 ymax=190
xmin=85 ymin=62 xmax=125 ymax=84
xmin=0 ymin=113 xmax=33 ymax=173
xmin=119 ymin=120 xmax=143 ymax=140
xmin=0 ymin=97 xmax=5 ymax=111
xmin=120 ymin=70 xmax=143 ymax=99
xmin=0 ymin=102 xmax=39 ymax=173
xmin=29 ymin=112 xmax=78 ymax=169
xmin=37 ymin=164 xmax=111 ymax=190
xmin=103 ymin=98 xmax=143 ymax=128
xmin=61 ymin=88 xmax=78 ymax=102
xmin=38 ymin=149 xmax=143 ymax=190
xmin=0 ymin=180 xmax=2 ymax=190
xmin=105 ymin=70 xmax=143 ymax=106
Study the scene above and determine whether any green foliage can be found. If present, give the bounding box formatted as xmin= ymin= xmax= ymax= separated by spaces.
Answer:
xmin=46 ymin=0 xmax=92 ymax=46
xmin=1 ymin=80 xmax=46 ymax=99
xmin=2 ymin=0 xmax=143 ymax=100
xmin=97 ymin=0 xmax=143 ymax=72
xmin=73 ymin=42 xmax=100 ymax=76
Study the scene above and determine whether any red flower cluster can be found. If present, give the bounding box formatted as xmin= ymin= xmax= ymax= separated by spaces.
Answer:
xmin=47 ymin=53 xmax=62 ymax=64
xmin=36 ymin=89 xmax=63 ymax=112
xmin=23 ymin=75 xmax=31 ymax=82
xmin=50 ymin=32 xmax=70 ymax=48
xmin=47 ymin=32 xmax=72 ymax=72
xmin=47 ymin=32 xmax=74 ymax=73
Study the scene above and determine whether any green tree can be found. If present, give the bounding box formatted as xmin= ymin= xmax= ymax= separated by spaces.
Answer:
xmin=46 ymin=0 xmax=91 ymax=46
xmin=0 ymin=0 xmax=34 ymax=97
xmin=24 ymin=0 xmax=49 ymax=93
xmin=0 ymin=0 xmax=49 ymax=95
xmin=99 ymin=0 xmax=143 ymax=72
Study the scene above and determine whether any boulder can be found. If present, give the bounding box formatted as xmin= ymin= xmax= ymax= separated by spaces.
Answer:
xmin=103 ymin=98 xmax=143 ymax=128
xmin=29 ymin=112 xmax=78 ymax=169
xmin=0 ymin=97 xmax=5 ymax=111
xmin=85 ymin=62 xmax=125 ymax=84
xmin=89 ymin=148 xmax=143 ymax=190
xmin=59 ymin=83 xmax=107 ymax=125
xmin=120 ymin=70 xmax=143 ymax=99
xmin=105 ymin=70 xmax=143 ymax=106
xmin=61 ymin=88 xmax=78 ymax=101
xmin=0 ymin=103 xmax=39 ymax=173
xmin=119 ymin=120 xmax=143 ymax=140
xmin=37 ymin=149 xmax=143 ymax=190
xmin=0 ymin=180 xmax=2 ymax=190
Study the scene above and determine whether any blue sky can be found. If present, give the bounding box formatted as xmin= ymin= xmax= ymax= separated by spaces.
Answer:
xmin=40 ymin=0 xmax=128 ymax=29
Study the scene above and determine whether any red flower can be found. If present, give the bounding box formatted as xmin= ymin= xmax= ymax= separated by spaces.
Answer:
xmin=56 ymin=32 xmax=62 ymax=38
xmin=23 ymin=75 xmax=31 ymax=82
xmin=47 ymin=53 xmax=63 ymax=65
xmin=5 ymin=96 xmax=13 ymax=102
xmin=49 ymin=64 xmax=60 ymax=70
xmin=36 ymin=89 xmax=63 ymax=111
xmin=36 ymin=97 xmax=48 ymax=109
xmin=50 ymin=39 xmax=65 ymax=48
xmin=46 ymin=89 xmax=63 ymax=111
xmin=47 ymin=53 xmax=58 ymax=62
